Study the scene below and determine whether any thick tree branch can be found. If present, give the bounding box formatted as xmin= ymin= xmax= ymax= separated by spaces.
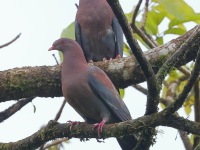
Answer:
xmin=0 ymin=26 xmax=200 ymax=102
xmin=0 ymin=113 xmax=200 ymax=150
xmin=0 ymin=66 xmax=61 ymax=102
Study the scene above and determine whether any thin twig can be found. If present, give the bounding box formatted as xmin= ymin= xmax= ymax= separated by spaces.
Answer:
xmin=0 ymin=97 xmax=34 ymax=123
xmin=141 ymin=0 xmax=149 ymax=31
xmin=131 ymin=0 xmax=143 ymax=26
xmin=52 ymin=54 xmax=59 ymax=65
xmin=179 ymin=130 xmax=193 ymax=150
xmin=132 ymin=84 xmax=147 ymax=95
xmin=54 ymin=99 xmax=67 ymax=121
xmin=132 ymin=84 xmax=168 ymax=106
xmin=178 ymin=67 xmax=191 ymax=77
xmin=0 ymin=33 xmax=21 ymax=49
xmin=132 ymin=24 xmax=157 ymax=48
xmin=163 ymin=80 xmax=169 ymax=88
xmin=130 ymin=0 xmax=157 ymax=49
xmin=75 ymin=3 xmax=78 ymax=9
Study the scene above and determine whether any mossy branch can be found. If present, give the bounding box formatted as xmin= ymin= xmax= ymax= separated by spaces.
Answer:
xmin=0 ymin=26 xmax=199 ymax=102
xmin=0 ymin=113 xmax=200 ymax=150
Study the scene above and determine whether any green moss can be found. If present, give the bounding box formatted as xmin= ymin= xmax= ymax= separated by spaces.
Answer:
xmin=157 ymin=55 xmax=168 ymax=65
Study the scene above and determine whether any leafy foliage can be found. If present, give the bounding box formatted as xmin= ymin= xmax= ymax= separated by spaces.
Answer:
xmin=126 ymin=0 xmax=200 ymax=46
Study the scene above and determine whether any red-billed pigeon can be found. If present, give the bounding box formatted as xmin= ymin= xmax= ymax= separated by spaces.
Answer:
xmin=75 ymin=0 xmax=123 ymax=62
xmin=49 ymin=38 xmax=137 ymax=150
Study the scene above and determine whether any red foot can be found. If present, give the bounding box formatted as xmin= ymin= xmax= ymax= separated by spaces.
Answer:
xmin=67 ymin=120 xmax=80 ymax=130
xmin=93 ymin=120 xmax=106 ymax=138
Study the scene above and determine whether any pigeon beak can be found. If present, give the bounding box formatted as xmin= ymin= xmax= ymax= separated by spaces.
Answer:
xmin=48 ymin=46 xmax=55 ymax=51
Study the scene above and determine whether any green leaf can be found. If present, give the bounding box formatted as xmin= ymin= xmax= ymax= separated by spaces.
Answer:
xmin=190 ymin=134 xmax=194 ymax=145
xmin=123 ymin=43 xmax=132 ymax=56
xmin=169 ymin=14 xmax=200 ymax=27
xmin=156 ymin=36 xmax=163 ymax=45
xmin=183 ymin=95 xmax=194 ymax=116
xmin=61 ymin=22 xmax=75 ymax=39
xmin=153 ymin=0 xmax=200 ymax=27
xmin=119 ymin=89 xmax=125 ymax=99
xmin=157 ymin=0 xmax=195 ymax=20
xmin=145 ymin=10 xmax=165 ymax=35
xmin=125 ymin=6 xmax=142 ymax=23
xmin=59 ymin=22 xmax=75 ymax=62
xmin=125 ymin=11 xmax=133 ymax=23
xmin=164 ymin=28 xmax=186 ymax=35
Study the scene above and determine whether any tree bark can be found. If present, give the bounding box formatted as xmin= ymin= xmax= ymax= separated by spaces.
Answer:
xmin=0 ymin=25 xmax=199 ymax=102
xmin=0 ymin=113 xmax=200 ymax=150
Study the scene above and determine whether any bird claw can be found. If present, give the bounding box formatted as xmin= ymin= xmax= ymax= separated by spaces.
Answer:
xmin=93 ymin=120 xmax=106 ymax=138
xmin=67 ymin=120 xmax=80 ymax=130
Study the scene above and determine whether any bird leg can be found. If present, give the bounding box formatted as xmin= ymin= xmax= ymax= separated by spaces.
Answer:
xmin=93 ymin=119 xmax=106 ymax=138
xmin=67 ymin=120 xmax=80 ymax=130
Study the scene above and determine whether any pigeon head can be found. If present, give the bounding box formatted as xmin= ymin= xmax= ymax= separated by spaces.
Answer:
xmin=48 ymin=38 xmax=77 ymax=52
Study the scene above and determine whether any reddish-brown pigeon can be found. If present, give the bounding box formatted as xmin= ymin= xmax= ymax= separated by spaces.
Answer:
xmin=75 ymin=0 xmax=123 ymax=62
xmin=49 ymin=38 xmax=137 ymax=150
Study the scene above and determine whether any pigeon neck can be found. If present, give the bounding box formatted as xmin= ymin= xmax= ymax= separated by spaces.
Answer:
xmin=62 ymin=47 xmax=88 ymax=74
